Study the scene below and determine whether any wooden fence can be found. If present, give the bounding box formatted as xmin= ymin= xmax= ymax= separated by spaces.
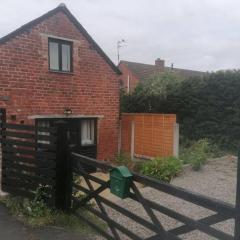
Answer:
xmin=120 ymin=113 xmax=178 ymax=159
xmin=71 ymin=153 xmax=240 ymax=240
xmin=0 ymin=109 xmax=94 ymax=209
xmin=0 ymin=109 xmax=57 ymax=202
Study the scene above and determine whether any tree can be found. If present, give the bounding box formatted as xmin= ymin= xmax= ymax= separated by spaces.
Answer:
xmin=135 ymin=72 xmax=182 ymax=98
xmin=121 ymin=72 xmax=182 ymax=113
xmin=121 ymin=70 xmax=240 ymax=152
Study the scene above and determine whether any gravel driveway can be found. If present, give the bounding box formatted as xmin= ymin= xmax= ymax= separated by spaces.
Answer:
xmin=95 ymin=156 xmax=237 ymax=240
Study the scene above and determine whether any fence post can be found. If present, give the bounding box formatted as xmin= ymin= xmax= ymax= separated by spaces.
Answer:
xmin=234 ymin=151 xmax=240 ymax=239
xmin=54 ymin=120 xmax=72 ymax=211
xmin=130 ymin=120 xmax=135 ymax=159
xmin=173 ymin=123 xmax=179 ymax=158
xmin=0 ymin=109 xmax=6 ymax=195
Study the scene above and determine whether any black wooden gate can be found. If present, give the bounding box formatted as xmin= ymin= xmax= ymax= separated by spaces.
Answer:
xmin=71 ymin=152 xmax=240 ymax=240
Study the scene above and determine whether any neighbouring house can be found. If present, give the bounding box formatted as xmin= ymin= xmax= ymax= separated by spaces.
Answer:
xmin=119 ymin=59 xmax=205 ymax=93
xmin=0 ymin=4 xmax=121 ymax=160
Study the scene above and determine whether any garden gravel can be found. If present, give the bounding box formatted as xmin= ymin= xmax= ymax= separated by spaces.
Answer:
xmin=94 ymin=156 xmax=237 ymax=240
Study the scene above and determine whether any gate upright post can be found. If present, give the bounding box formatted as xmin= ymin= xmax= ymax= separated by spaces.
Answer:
xmin=54 ymin=120 xmax=73 ymax=211
xmin=234 ymin=151 xmax=240 ymax=239
xmin=0 ymin=109 xmax=6 ymax=193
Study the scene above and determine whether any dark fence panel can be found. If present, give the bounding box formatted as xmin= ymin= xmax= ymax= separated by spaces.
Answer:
xmin=0 ymin=110 xmax=57 ymax=203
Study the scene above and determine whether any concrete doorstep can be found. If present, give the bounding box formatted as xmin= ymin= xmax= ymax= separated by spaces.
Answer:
xmin=0 ymin=190 xmax=9 ymax=197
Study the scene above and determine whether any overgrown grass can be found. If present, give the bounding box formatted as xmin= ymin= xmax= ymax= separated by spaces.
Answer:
xmin=180 ymin=138 xmax=225 ymax=171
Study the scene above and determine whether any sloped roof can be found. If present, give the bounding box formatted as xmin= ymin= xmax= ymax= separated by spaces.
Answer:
xmin=120 ymin=60 xmax=205 ymax=81
xmin=0 ymin=3 xmax=121 ymax=75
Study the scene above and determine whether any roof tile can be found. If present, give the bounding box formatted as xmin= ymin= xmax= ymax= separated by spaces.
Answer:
xmin=120 ymin=60 xmax=205 ymax=81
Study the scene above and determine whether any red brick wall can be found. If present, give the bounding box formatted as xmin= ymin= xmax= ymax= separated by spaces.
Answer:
xmin=0 ymin=11 xmax=120 ymax=160
xmin=118 ymin=62 xmax=140 ymax=92
xmin=121 ymin=113 xmax=176 ymax=158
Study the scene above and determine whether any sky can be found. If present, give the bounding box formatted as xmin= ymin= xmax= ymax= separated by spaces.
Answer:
xmin=1 ymin=0 xmax=240 ymax=72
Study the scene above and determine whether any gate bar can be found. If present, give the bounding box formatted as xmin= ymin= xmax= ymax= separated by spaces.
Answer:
xmin=234 ymin=152 xmax=240 ymax=239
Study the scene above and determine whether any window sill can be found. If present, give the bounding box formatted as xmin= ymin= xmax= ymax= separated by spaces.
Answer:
xmin=48 ymin=70 xmax=74 ymax=75
xmin=81 ymin=144 xmax=96 ymax=147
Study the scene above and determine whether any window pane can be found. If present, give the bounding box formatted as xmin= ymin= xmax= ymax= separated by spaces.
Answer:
xmin=49 ymin=42 xmax=59 ymax=70
xmin=62 ymin=44 xmax=71 ymax=72
xmin=37 ymin=120 xmax=50 ymax=145
xmin=81 ymin=120 xmax=95 ymax=146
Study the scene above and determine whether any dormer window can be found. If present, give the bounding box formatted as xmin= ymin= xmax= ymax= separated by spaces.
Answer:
xmin=48 ymin=38 xmax=73 ymax=73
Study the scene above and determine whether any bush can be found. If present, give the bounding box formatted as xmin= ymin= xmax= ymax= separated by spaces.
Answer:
xmin=139 ymin=156 xmax=182 ymax=182
xmin=180 ymin=138 xmax=221 ymax=171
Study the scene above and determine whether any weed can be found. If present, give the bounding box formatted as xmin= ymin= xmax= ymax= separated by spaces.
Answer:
xmin=114 ymin=152 xmax=133 ymax=169
xmin=0 ymin=186 xmax=105 ymax=234
xmin=180 ymin=138 xmax=224 ymax=171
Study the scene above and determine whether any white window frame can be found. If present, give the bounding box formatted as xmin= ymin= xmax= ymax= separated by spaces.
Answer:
xmin=81 ymin=119 xmax=95 ymax=146
xmin=37 ymin=120 xmax=50 ymax=145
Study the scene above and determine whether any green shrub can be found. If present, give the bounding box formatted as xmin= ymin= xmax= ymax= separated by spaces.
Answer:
xmin=139 ymin=156 xmax=182 ymax=182
xmin=180 ymin=138 xmax=221 ymax=171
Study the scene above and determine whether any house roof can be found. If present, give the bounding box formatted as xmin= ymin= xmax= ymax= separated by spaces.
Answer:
xmin=119 ymin=60 xmax=205 ymax=81
xmin=0 ymin=3 xmax=121 ymax=75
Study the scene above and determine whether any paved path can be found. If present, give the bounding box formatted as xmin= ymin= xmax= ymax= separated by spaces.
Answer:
xmin=0 ymin=203 xmax=91 ymax=240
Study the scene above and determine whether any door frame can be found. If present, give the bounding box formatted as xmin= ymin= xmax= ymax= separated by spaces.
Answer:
xmin=35 ymin=117 xmax=98 ymax=158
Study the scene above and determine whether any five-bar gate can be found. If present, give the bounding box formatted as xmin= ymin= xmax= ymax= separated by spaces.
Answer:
xmin=71 ymin=153 xmax=240 ymax=240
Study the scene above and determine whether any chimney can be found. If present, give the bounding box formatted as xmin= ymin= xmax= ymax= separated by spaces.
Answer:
xmin=155 ymin=58 xmax=165 ymax=72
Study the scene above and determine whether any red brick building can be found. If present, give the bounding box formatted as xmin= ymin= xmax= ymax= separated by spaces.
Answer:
xmin=0 ymin=4 xmax=121 ymax=160
xmin=119 ymin=59 xmax=205 ymax=93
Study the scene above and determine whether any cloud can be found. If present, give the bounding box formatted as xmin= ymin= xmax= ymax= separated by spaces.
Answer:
xmin=0 ymin=0 xmax=240 ymax=71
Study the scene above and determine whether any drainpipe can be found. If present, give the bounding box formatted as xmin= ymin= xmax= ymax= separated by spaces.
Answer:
xmin=131 ymin=120 xmax=135 ymax=159
xmin=127 ymin=75 xmax=130 ymax=94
